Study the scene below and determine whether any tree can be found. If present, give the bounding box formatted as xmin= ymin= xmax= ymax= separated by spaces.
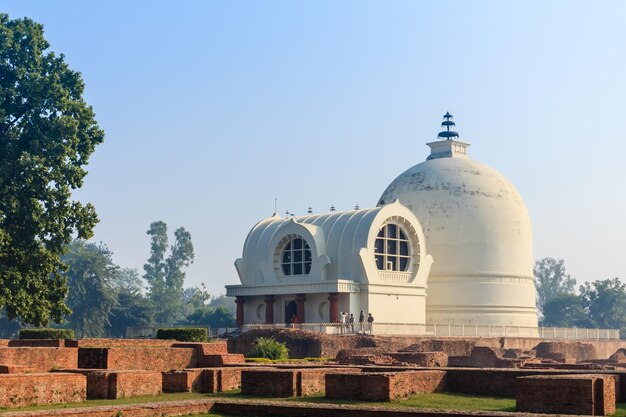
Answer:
xmin=541 ymin=294 xmax=590 ymax=327
xmin=0 ymin=15 xmax=104 ymax=325
xmin=108 ymin=268 xmax=154 ymax=337
xmin=143 ymin=221 xmax=194 ymax=325
xmin=534 ymin=258 xmax=576 ymax=315
xmin=183 ymin=283 xmax=211 ymax=316
xmin=183 ymin=306 xmax=235 ymax=328
xmin=63 ymin=241 xmax=119 ymax=337
xmin=208 ymin=294 xmax=236 ymax=317
xmin=579 ymin=278 xmax=626 ymax=331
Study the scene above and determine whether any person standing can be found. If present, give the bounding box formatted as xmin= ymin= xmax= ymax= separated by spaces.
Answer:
xmin=359 ymin=310 xmax=365 ymax=333
xmin=339 ymin=311 xmax=347 ymax=334
xmin=367 ymin=313 xmax=375 ymax=335
xmin=348 ymin=313 xmax=355 ymax=333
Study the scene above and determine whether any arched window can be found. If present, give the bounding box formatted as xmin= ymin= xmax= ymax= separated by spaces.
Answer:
xmin=374 ymin=224 xmax=410 ymax=271
xmin=281 ymin=237 xmax=312 ymax=276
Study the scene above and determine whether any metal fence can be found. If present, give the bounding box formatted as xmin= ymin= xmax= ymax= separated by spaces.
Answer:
xmin=240 ymin=322 xmax=620 ymax=340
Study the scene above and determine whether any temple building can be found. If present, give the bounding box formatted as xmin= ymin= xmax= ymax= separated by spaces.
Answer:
xmin=226 ymin=114 xmax=539 ymax=334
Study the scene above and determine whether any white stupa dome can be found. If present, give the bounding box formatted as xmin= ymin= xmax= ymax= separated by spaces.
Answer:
xmin=378 ymin=114 xmax=538 ymax=328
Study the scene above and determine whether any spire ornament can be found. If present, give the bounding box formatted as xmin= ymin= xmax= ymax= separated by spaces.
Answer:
xmin=437 ymin=112 xmax=459 ymax=140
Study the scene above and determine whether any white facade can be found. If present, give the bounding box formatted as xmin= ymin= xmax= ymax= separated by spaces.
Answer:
xmin=379 ymin=139 xmax=538 ymax=327
xmin=226 ymin=202 xmax=433 ymax=330
xmin=227 ymin=115 xmax=539 ymax=333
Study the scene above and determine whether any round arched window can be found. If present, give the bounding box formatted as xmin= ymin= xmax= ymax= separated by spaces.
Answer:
xmin=374 ymin=224 xmax=410 ymax=271
xmin=281 ymin=237 xmax=312 ymax=276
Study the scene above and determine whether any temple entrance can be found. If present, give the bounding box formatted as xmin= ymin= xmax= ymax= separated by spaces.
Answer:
xmin=285 ymin=300 xmax=297 ymax=324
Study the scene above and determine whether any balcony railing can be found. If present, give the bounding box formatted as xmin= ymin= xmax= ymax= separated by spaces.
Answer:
xmin=241 ymin=322 xmax=620 ymax=339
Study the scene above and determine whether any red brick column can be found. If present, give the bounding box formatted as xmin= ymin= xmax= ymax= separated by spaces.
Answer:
xmin=235 ymin=296 xmax=246 ymax=328
xmin=295 ymin=294 xmax=307 ymax=324
xmin=328 ymin=292 xmax=339 ymax=323
xmin=264 ymin=295 xmax=275 ymax=324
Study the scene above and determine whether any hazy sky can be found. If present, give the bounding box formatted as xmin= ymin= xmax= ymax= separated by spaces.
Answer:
xmin=3 ymin=1 xmax=625 ymax=295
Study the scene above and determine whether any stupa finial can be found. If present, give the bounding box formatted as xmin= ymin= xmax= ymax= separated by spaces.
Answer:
xmin=437 ymin=112 xmax=459 ymax=140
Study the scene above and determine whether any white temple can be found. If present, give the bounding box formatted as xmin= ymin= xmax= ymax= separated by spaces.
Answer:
xmin=226 ymin=113 xmax=538 ymax=334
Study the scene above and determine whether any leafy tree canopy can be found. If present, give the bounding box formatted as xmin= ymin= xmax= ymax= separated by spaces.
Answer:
xmin=63 ymin=240 xmax=119 ymax=337
xmin=183 ymin=305 xmax=235 ymax=328
xmin=541 ymin=294 xmax=591 ymax=328
xmin=579 ymin=278 xmax=626 ymax=331
xmin=0 ymin=14 xmax=104 ymax=325
xmin=143 ymin=221 xmax=194 ymax=325
xmin=108 ymin=267 xmax=155 ymax=337
xmin=534 ymin=257 xmax=576 ymax=315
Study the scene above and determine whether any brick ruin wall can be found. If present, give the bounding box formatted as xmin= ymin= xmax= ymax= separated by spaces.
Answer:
xmin=0 ymin=347 xmax=77 ymax=372
xmin=78 ymin=347 xmax=197 ymax=371
xmin=241 ymin=368 xmax=335 ymax=397
xmin=445 ymin=368 xmax=626 ymax=401
xmin=325 ymin=370 xmax=446 ymax=401
xmin=0 ymin=373 xmax=86 ymax=408
xmin=517 ymin=374 xmax=617 ymax=415
xmin=229 ymin=329 xmax=626 ymax=360
xmin=163 ymin=367 xmax=244 ymax=394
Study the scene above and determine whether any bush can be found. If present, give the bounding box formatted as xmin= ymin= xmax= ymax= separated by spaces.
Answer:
xmin=19 ymin=328 xmax=75 ymax=340
xmin=156 ymin=328 xmax=208 ymax=342
xmin=247 ymin=337 xmax=289 ymax=360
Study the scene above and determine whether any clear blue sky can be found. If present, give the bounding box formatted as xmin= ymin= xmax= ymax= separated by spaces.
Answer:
xmin=3 ymin=1 xmax=625 ymax=295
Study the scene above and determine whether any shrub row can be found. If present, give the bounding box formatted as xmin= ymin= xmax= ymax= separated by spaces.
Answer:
xmin=156 ymin=327 xmax=208 ymax=342
xmin=19 ymin=328 xmax=75 ymax=339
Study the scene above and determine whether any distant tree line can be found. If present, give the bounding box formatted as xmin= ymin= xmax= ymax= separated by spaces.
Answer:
xmin=535 ymin=257 xmax=626 ymax=335
xmin=0 ymin=221 xmax=235 ymax=338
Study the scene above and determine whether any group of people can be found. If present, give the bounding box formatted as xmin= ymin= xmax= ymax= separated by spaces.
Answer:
xmin=338 ymin=310 xmax=374 ymax=334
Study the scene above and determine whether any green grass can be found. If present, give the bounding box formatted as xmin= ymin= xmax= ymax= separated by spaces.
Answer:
xmin=397 ymin=393 xmax=516 ymax=411
xmin=614 ymin=403 xmax=626 ymax=417
xmin=283 ymin=392 xmax=516 ymax=411
xmin=10 ymin=389 xmax=626 ymax=416
xmin=0 ymin=392 xmax=213 ymax=413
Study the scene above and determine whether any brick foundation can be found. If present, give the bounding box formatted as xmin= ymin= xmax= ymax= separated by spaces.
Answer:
xmin=8 ymin=339 xmax=72 ymax=347
xmin=163 ymin=369 xmax=205 ymax=393
xmin=198 ymin=353 xmax=245 ymax=367
xmin=0 ymin=347 xmax=77 ymax=371
xmin=0 ymin=372 xmax=86 ymax=408
xmin=517 ymin=374 xmax=616 ymax=415
xmin=241 ymin=368 xmax=330 ymax=397
xmin=78 ymin=347 xmax=196 ymax=371
xmin=326 ymin=370 xmax=446 ymax=401
xmin=163 ymin=367 xmax=243 ymax=393
xmin=173 ymin=341 xmax=228 ymax=355
xmin=62 ymin=369 xmax=162 ymax=399
xmin=0 ymin=364 xmax=38 ymax=373
xmin=388 ymin=352 xmax=448 ymax=367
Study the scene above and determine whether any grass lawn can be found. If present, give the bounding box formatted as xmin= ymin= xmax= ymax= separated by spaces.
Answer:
xmin=0 ymin=392 xmax=213 ymax=413
xmin=6 ymin=389 xmax=626 ymax=416
xmin=282 ymin=392 xmax=516 ymax=412
xmin=397 ymin=393 xmax=516 ymax=411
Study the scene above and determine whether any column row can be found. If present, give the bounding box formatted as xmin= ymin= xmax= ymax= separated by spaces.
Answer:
xmin=235 ymin=292 xmax=341 ymax=327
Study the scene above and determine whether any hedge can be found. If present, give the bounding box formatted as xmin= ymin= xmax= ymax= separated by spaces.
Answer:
xmin=19 ymin=328 xmax=75 ymax=340
xmin=156 ymin=328 xmax=208 ymax=342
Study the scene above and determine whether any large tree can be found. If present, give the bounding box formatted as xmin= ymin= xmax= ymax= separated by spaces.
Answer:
xmin=108 ymin=268 xmax=154 ymax=337
xmin=534 ymin=258 xmax=576 ymax=316
xmin=541 ymin=294 xmax=590 ymax=328
xmin=63 ymin=241 xmax=118 ymax=337
xmin=143 ymin=221 xmax=194 ymax=325
xmin=579 ymin=278 xmax=626 ymax=331
xmin=0 ymin=15 xmax=104 ymax=325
